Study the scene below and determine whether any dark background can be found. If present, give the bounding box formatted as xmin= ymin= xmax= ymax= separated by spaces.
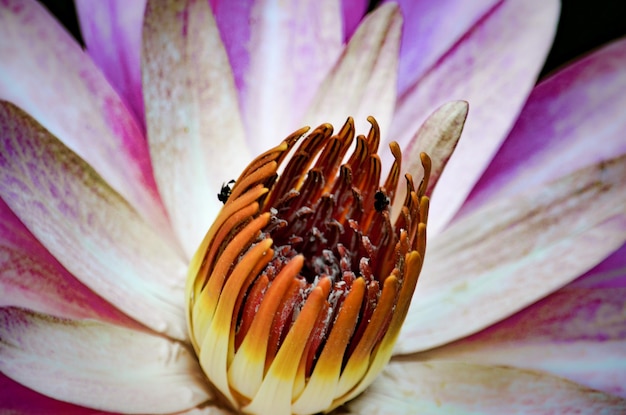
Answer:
xmin=39 ymin=0 xmax=626 ymax=79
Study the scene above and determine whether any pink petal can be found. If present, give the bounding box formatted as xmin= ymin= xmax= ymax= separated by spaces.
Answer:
xmin=461 ymin=37 xmax=626 ymax=217
xmin=0 ymin=0 xmax=169 ymax=232
xmin=422 ymin=256 xmax=626 ymax=398
xmin=0 ymin=199 xmax=137 ymax=327
xmin=341 ymin=0 xmax=367 ymax=40
xmin=390 ymin=0 xmax=499 ymax=96
xmin=344 ymin=360 xmax=626 ymax=413
xmin=390 ymin=0 xmax=560 ymax=236
xmin=142 ymin=0 xmax=251 ymax=259
xmin=0 ymin=308 xmax=211 ymax=414
xmin=0 ymin=373 xmax=115 ymax=415
xmin=0 ymin=102 xmax=188 ymax=340
xmin=396 ymin=155 xmax=626 ymax=353
xmin=302 ymin=3 xmax=402 ymax=141
xmin=238 ymin=0 xmax=344 ymax=153
xmin=75 ymin=0 xmax=146 ymax=127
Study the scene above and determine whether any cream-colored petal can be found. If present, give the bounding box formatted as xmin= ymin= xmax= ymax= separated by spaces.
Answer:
xmin=420 ymin=266 xmax=626 ymax=397
xmin=343 ymin=360 xmax=626 ymax=414
xmin=0 ymin=308 xmax=211 ymax=414
xmin=142 ymin=0 xmax=251 ymax=259
xmin=241 ymin=0 xmax=344 ymax=153
xmin=1 ymin=374 xmax=232 ymax=415
xmin=0 ymin=102 xmax=188 ymax=340
xmin=0 ymin=199 xmax=137 ymax=327
xmin=391 ymin=0 xmax=560 ymax=236
xmin=396 ymin=155 xmax=626 ymax=353
xmin=391 ymin=101 xmax=468 ymax=218
xmin=0 ymin=0 xmax=169 ymax=233
xmin=302 ymin=3 xmax=402 ymax=144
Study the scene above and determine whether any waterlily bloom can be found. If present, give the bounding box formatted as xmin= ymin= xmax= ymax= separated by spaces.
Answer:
xmin=0 ymin=0 xmax=625 ymax=414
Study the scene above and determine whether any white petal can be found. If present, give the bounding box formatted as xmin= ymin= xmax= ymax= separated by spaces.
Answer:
xmin=241 ymin=0 xmax=344 ymax=153
xmin=397 ymin=155 xmax=626 ymax=353
xmin=302 ymin=3 xmax=402 ymax=142
xmin=0 ymin=102 xmax=188 ymax=340
xmin=0 ymin=308 xmax=211 ymax=414
xmin=343 ymin=360 xmax=626 ymax=414
xmin=422 ymin=284 xmax=626 ymax=398
xmin=142 ymin=0 xmax=251 ymax=259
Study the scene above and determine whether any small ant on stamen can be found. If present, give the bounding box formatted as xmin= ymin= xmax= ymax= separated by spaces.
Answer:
xmin=374 ymin=189 xmax=390 ymax=212
xmin=217 ymin=180 xmax=235 ymax=204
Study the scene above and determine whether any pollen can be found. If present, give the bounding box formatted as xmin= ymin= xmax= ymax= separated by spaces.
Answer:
xmin=185 ymin=117 xmax=430 ymax=415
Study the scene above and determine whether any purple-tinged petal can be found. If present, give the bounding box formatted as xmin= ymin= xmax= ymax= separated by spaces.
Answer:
xmin=176 ymin=409 xmax=232 ymax=415
xmin=396 ymin=155 xmax=626 ymax=353
xmin=75 ymin=0 xmax=146 ymax=127
xmin=390 ymin=0 xmax=559 ymax=236
xmin=341 ymin=0 xmax=367 ymax=40
xmin=0 ymin=373 xmax=116 ymax=415
xmin=235 ymin=0 xmax=344 ymax=153
xmin=212 ymin=0 xmax=348 ymax=151
xmin=0 ymin=308 xmax=211 ymax=414
xmin=344 ymin=360 xmax=626 ymax=414
xmin=142 ymin=0 xmax=250 ymax=259
xmin=461 ymin=37 xmax=626 ymax=217
xmin=0 ymin=102 xmax=188 ymax=340
xmin=210 ymin=0 xmax=254 ymax=94
xmin=571 ymin=243 xmax=626 ymax=289
xmin=0 ymin=0 xmax=170 ymax=233
xmin=391 ymin=101 xmax=468 ymax=217
xmin=174 ymin=408 xmax=232 ymax=415
xmin=0 ymin=199 xmax=137 ymax=327
xmin=303 ymin=3 xmax=402 ymax=140
xmin=422 ymin=256 xmax=626 ymax=398
xmin=390 ymin=0 xmax=499 ymax=96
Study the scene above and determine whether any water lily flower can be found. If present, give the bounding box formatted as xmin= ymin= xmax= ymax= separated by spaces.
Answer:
xmin=0 ymin=0 xmax=625 ymax=414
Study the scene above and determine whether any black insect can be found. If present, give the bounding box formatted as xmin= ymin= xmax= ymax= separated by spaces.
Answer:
xmin=217 ymin=180 xmax=235 ymax=204
xmin=374 ymin=190 xmax=390 ymax=212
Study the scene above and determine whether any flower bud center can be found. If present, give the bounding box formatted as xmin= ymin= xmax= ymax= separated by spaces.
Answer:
xmin=185 ymin=117 xmax=430 ymax=415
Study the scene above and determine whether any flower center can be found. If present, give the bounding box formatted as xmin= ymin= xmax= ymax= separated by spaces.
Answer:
xmin=185 ymin=117 xmax=430 ymax=415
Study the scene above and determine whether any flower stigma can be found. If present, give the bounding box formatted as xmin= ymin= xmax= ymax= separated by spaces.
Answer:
xmin=185 ymin=117 xmax=430 ymax=415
